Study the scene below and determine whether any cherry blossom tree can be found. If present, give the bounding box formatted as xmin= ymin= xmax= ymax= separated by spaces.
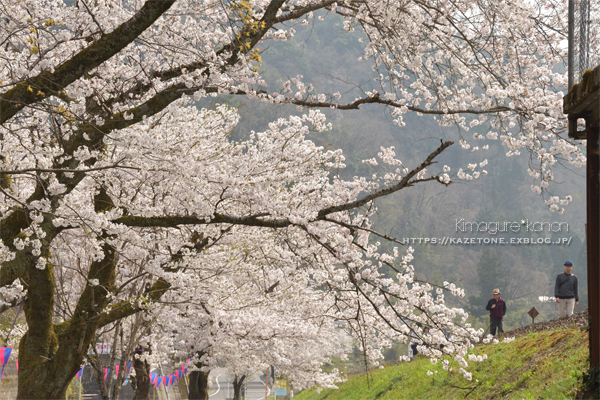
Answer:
xmin=87 ymin=315 xmax=153 ymax=400
xmin=152 ymin=237 xmax=351 ymax=399
xmin=0 ymin=0 xmax=587 ymax=398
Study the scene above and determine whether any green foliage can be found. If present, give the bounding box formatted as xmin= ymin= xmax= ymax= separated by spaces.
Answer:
xmin=382 ymin=341 xmax=409 ymax=364
xmin=295 ymin=328 xmax=588 ymax=400
xmin=65 ymin=377 xmax=80 ymax=400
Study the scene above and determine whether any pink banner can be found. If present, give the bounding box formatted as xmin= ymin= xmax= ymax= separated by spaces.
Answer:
xmin=0 ymin=348 xmax=12 ymax=365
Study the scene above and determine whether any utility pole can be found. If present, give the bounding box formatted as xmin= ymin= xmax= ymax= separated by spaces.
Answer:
xmin=564 ymin=64 xmax=600 ymax=392
xmin=568 ymin=0 xmax=575 ymax=89
xmin=265 ymin=368 xmax=268 ymax=400
xmin=184 ymin=370 xmax=189 ymax=395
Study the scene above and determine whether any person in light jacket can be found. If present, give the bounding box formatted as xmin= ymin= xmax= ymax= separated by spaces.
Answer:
xmin=555 ymin=261 xmax=579 ymax=318
xmin=486 ymin=288 xmax=506 ymax=336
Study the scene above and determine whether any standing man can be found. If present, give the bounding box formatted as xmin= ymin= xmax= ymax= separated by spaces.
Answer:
xmin=409 ymin=323 xmax=421 ymax=360
xmin=486 ymin=288 xmax=507 ymax=336
xmin=555 ymin=261 xmax=579 ymax=318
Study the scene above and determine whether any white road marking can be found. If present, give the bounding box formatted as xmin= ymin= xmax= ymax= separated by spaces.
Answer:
xmin=209 ymin=374 xmax=221 ymax=398
xmin=249 ymin=377 xmax=271 ymax=400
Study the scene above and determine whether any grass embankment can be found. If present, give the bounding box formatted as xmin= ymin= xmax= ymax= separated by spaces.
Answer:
xmin=296 ymin=328 xmax=588 ymax=400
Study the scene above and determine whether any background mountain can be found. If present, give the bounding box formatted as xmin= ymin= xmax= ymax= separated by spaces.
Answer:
xmin=202 ymin=14 xmax=587 ymax=331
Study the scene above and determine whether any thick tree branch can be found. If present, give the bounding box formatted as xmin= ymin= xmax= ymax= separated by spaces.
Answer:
xmin=200 ymin=87 xmax=514 ymax=115
xmin=274 ymin=0 xmax=339 ymax=23
xmin=113 ymin=141 xmax=453 ymax=229
xmin=291 ymin=95 xmax=512 ymax=115
xmin=0 ymin=160 xmax=134 ymax=175
xmin=96 ymin=277 xmax=170 ymax=328
xmin=0 ymin=0 xmax=176 ymax=124
xmin=114 ymin=213 xmax=291 ymax=228
xmin=98 ymin=0 xmax=289 ymax=111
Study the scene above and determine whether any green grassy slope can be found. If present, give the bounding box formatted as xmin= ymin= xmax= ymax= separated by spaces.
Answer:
xmin=296 ymin=328 xmax=588 ymax=400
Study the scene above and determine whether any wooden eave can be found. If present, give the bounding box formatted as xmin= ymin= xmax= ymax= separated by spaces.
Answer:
xmin=564 ymin=64 xmax=600 ymax=140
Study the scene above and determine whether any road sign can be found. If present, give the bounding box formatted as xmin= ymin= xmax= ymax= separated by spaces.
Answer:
xmin=275 ymin=389 xmax=287 ymax=396
xmin=528 ymin=307 xmax=539 ymax=324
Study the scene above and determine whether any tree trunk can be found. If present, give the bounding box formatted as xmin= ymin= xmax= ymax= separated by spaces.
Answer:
xmin=15 ymin=245 xmax=87 ymax=400
xmin=188 ymin=370 xmax=210 ymax=400
xmin=16 ymin=252 xmax=116 ymax=398
xmin=14 ymin=189 xmax=170 ymax=399
xmin=113 ymin=382 xmax=123 ymax=400
xmin=131 ymin=350 xmax=151 ymax=400
xmin=88 ymin=359 xmax=110 ymax=400
xmin=233 ymin=375 xmax=246 ymax=400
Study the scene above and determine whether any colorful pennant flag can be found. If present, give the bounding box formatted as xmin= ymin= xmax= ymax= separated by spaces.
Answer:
xmin=15 ymin=359 xmax=18 ymax=373
xmin=175 ymin=369 xmax=181 ymax=380
xmin=162 ymin=376 xmax=167 ymax=387
xmin=123 ymin=362 xmax=132 ymax=385
xmin=126 ymin=361 xmax=132 ymax=375
xmin=0 ymin=348 xmax=12 ymax=380
xmin=74 ymin=365 xmax=84 ymax=387
xmin=104 ymin=368 xmax=110 ymax=381
xmin=0 ymin=348 xmax=12 ymax=365
xmin=169 ymin=375 xmax=175 ymax=386
xmin=114 ymin=364 xmax=120 ymax=378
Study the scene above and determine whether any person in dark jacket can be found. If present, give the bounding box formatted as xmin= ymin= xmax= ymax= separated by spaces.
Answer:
xmin=555 ymin=261 xmax=579 ymax=318
xmin=486 ymin=288 xmax=507 ymax=336
xmin=409 ymin=323 xmax=423 ymax=360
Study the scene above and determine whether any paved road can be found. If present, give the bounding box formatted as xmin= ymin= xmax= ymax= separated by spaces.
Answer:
xmin=208 ymin=369 xmax=271 ymax=400
xmin=77 ymin=367 xmax=272 ymax=400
